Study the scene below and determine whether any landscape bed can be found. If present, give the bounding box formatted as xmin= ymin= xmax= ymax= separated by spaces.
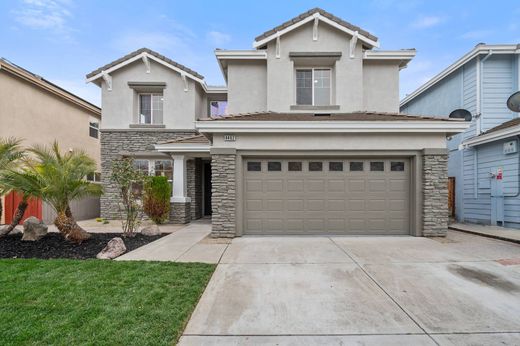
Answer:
xmin=0 ymin=259 xmax=216 ymax=345
xmin=0 ymin=232 xmax=166 ymax=259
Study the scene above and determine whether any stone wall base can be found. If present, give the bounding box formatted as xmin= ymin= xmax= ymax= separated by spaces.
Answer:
xmin=423 ymin=152 xmax=449 ymax=237
xmin=170 ymin=202 xmax=191 ymax=224
xmin=211 ymin=154 xmax=236 ymax=238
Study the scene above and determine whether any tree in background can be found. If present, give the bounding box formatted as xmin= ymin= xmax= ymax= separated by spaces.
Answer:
xmin=0 ymin=137 xmax=25 ymax=230
xmin=143 ymin=176 xmax=171 ymax=224
xmin=110 ymin=158 xmax=145 ymax=237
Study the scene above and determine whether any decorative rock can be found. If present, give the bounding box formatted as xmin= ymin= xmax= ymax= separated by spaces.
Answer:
xmin=21 ymin=217 xmax=48 ymax=241
xmin=96 ymin=237 xmax=126 ymax=259
xmin=141 ymin=224 xmax=161 ymax=236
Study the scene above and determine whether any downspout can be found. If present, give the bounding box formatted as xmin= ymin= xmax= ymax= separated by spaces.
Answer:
xmin=478 ymin=50 xmax=493 ymax=134
xmin=473 ymin=50 xmax=493 ymax=199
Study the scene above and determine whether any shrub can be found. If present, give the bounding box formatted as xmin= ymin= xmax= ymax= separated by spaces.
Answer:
xmin=143 ymin=176 xmax=171 ymax=224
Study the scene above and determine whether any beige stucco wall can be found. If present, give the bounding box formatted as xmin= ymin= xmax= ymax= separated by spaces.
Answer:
xmin=0 ymin=70 xmax=101 ymax=170
xmin=227 ymin=60 xmax=267 ymax=114
xmin=265 ymin=22 xmax=364 ymax=112
xmin=363 ymin=61 xmax=400 ymax=112
xmin=100 ymin=59 xmax=199 ymax=130
xmin=212 ymin=132 xmax=447 ymax=150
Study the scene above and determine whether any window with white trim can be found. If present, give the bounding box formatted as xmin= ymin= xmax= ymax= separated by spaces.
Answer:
xmin=133 ymin=159 xmax=173 ymax=195
xmin=210 ymin=100 xmax=228 ymax=117
xmin=89 ymin=121 xmax=99 ymax=139
xmin=138 ymin=93 xmax=163 ymax=124
xmin=296 ymin=68 xmax=331 ymax=106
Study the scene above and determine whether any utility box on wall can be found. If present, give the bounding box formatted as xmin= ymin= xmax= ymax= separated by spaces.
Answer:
xmin=503 ymin=140 xmax=518 ymax=155
xmin=491 ymin=167 xmax=505 ymax=225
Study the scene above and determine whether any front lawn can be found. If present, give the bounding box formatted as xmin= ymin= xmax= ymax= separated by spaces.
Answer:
xmin=0 ymin=259 xmax=215 ymax=345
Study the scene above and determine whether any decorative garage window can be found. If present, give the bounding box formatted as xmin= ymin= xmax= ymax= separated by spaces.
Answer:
xmin=268 ymin=161 xmax=282 ymax=171
xmin=349 ymin=161 xmax=364 ymax=171
xmin=329 ymin=162 xmax=343 ymax=171
xmin=309 ymin=161 xmax=323 ymax=171
xmin=391 ymin=161 xmax=405 ymax=171
xmin=370 ymin=162 xmax=385 ymax=171
xmin=288 ymin=161 xmax=302 ymax=171
xmin=247 ymin=162 xmax=261 ymax=172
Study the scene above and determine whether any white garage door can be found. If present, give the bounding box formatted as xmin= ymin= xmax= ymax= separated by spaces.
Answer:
xmin=244 ymin=158 xmax=410 ymax=235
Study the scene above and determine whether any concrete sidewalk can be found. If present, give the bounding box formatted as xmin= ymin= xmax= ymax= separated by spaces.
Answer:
xmin=116 ymin=220 xmax=229 ymax=263
xmin=450 ymin=222 xmax=520 ymax=244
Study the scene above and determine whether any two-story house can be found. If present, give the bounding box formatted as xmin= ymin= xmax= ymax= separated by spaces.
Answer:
xmin=0 ymin=58 xmax=101 ymax=225
xmin=401 ymin=44 xmax=520 ymax=230
xmin=87 ymin=8 xmax=468 ymax=238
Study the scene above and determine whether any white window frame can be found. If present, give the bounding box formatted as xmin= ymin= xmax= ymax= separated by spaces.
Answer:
xmin=295 ymin=67 xmax=332 ymax=106
xmin=138 ymin=93 xmax=163 ymax=124
xmin=89 ymin=121 xmax=99 ymax=139
xmin=133 ymin=159 xmax=173 ymax=195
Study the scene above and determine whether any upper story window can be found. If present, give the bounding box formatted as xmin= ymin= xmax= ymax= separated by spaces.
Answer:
xmin=139 ymin=93 xmax=163 ymax=124
xmin=89 ymin=121 xmax=99 ymax=139
xmin=296 ymin=68 xmax=331 ymax=106
xmin=210 ymin=100 xmax=228 ymax=117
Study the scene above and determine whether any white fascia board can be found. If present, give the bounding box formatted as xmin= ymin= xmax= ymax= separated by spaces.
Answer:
xmin=206 ymin=86 xmax=228 ymax=94
xmin=252 ymin=13 xmax=379 ymax=49
xmin=461 ymin=125 xmax=520 ymax=148
xmin=154 ymin=144 xmax=210 ymax=153
xmin=400 ymin=44 xmax=520 ymax=106
xmin=196 ymin=120 xmax=470 ymax=133
xmin=364 ymin=50 xmax=416 ymax=60
xmin=215 ymin=50 xmax=267 ymax=59
xmin=86 ymin=51 xmax=210 ymax=91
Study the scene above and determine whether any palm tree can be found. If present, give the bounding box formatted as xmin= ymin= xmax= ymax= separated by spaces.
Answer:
xmin=0 ymin=138 xmax=25 ymax=233
xmin=0 ymin=142 xmax=102 ymax=242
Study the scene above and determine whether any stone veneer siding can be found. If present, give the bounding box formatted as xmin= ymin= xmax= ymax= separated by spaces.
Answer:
xmin=187 ymin=158 xmax=203 ymax=220
xmin=100 ymin=129 xmax=195 ymax=221
xmin=211 ymin=154 xmax=236 ymax=237
xmin=422 ymin=152 xmax=449 ymax=236
xmin=170 ymin=202 xmax=191 ymax=224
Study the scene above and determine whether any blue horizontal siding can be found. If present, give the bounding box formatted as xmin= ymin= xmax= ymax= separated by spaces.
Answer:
xmin=481 ymin=55 xmax=516 ymax=132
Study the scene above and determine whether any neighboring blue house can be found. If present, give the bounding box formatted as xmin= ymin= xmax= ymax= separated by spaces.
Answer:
xmin=400 ymin=44 xmax=520 ymax=229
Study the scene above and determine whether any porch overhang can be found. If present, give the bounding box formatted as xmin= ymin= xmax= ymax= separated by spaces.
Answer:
xmin=460 ymin=124 xmax=520 ymax=149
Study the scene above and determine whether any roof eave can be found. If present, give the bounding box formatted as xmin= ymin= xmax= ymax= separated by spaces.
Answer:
xmin=86 ymin=51 xmax=209 ymax=91
xmin=196 ymin=120 xmax=470 ymax=134
xmin=252 ymin=13 xmax=379 ymax=50
xmin=461 ymin=125 xmax=520 ymax=148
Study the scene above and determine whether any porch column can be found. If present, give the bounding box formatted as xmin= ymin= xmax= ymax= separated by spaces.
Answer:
xmin=170 ymin=155 xmax=191 ymax=224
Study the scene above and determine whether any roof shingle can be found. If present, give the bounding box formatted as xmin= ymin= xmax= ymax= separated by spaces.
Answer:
xmin=254 ymin=8 xmax=378 ymax=44
xmin=200 ymin=111 xmax=454 ymax=122
xmin=86 ymin=48 xmax=204 ymax=80
xmin=481 ymin=118 xmax=520 ymax=135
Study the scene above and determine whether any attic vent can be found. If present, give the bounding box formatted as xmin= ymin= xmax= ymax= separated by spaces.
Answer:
xmin=314 ymin=113 xmax=331 ymax=117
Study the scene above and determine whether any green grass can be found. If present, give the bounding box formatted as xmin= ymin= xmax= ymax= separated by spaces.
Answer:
xmin=0 ymin=259 xmax=215 ymax=346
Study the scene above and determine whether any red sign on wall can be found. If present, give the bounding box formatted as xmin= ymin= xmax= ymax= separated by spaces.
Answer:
xmin=496 ymin=168 xmax=503 ymax=180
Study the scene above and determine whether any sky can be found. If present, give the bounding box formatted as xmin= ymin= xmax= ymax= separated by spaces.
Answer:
xmin=1 ymin=0 xmax=519 ymax=107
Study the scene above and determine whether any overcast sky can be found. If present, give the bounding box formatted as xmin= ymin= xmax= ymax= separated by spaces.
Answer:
xmin=1 ymin=0 xmax=519 ymax=107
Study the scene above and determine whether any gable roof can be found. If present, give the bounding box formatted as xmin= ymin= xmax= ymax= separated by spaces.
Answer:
xmin=0 ymin=58 xmax=101 ymax=116
xmin=253 ymin=8 xmax=379 ymax=49
xmin=86 ymin=48 xmax=204 ymax=84
xmin=400 ymin=44 xmax=520 ymax=107
xmin=200 ymin=111 xmax=455 ymax=122
xmin=157 ymin=134 xmax=210 ymax=145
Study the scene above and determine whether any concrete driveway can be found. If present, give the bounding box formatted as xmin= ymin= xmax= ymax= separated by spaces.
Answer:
xmin=179 ymin=231 xmax=520 ymax=345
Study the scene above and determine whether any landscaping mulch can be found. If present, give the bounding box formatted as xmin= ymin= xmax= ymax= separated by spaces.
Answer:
xmin=0 ymin=232 xmax=166 ymax=259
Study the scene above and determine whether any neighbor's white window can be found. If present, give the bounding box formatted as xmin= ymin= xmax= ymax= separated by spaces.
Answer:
xmin=139 ymin=93 xmax=163 ymax=124
xmin=296 ymin=68 xmax=331 ymax=106
xmin=89 ymin=121 xmax=99 ymax=139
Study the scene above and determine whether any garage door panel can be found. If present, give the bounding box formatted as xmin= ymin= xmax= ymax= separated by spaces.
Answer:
xmin=327 ymin=179 xmax=345 ymax=192
xmin=244 ymin=158 xmax=410 ymax=235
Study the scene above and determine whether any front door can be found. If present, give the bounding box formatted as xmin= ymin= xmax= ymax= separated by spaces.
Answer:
xmin=203 ymin=161 xmax=212 ymax=216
